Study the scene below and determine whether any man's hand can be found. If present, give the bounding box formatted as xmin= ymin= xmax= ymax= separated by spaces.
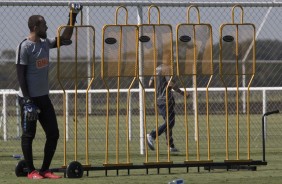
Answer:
xmin=173 ymin=87 xmax=189 ymax=98
xmin=148 ymin=78 xmax=154 ymax=88
xmin=184 ymin=91 xmax=189 ymax=98
xmin=23 ymin=98 xmax=40 ymax=122
xmin=62 ymin=2 xmax=83 ymax=39
xmin=69 ymin=2 xmax=83 ymax=14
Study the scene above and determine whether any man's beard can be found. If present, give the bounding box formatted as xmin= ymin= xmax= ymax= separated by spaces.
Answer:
xmin=38 ymin=32 xmax=47 ymax=39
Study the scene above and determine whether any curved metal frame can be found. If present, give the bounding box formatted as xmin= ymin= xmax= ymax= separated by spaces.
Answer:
xmin=187 ymin=5 xmax=201 ymax=24
xmin=148 ymin=5 xmax=160 ymax=24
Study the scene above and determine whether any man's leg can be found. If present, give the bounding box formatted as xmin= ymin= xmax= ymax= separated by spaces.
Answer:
xmin=19 ymin=96 xmax=37 ymax=173
xmin=166 ymin=104 xmax=176 ymax=148
xmin=147 ymin=104 xmax=175 ymax=150
xmin=147 ymin=104 xmax=166 ymax=150
xmin=33 ymin=95 xmax=59 ymax=173
xmin=151 ymin=104 xmax=175 ymax=139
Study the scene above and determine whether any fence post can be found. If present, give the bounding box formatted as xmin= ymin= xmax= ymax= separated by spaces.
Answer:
xmin=86 ymin=6 xmax=92 ymax=115
xmin=2 ymin=93 xmax=7 ymax=141
xmin=262 ymin=89 xmax=267 ymax=141
xmin=129 ymin=91 xmax=132 ymax=141
xmin=137 ymin=5 xmax=145 ymax=155
xmin=66 ymin=91 xmax=69 ymax=141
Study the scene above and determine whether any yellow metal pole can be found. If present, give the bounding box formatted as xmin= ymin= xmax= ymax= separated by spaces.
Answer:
xmin=206 ymin=76 xmax=212 ymax=160
xmin=188 ymin=6 xmax=202 ymax=161
xmin=165 ymin=29 xmax=173 ymax=162
xmin=232 ymin=5 xmax=244 ymax=24
xmin=247 ymin=75 xmax=254 ymax=160
xmin=115 ymin=6 xmax=128 ymax=25
xmin=104 ymin=83 xmax=110 ymax=164
xmin=206 ymin=26 xmax=213 ymax=161
xmin=125 ymin=25 xmax=139 ymax=163
xmin=148 ymin=4 xmax=161 ymax=163
xmin=235 ymin=25 xmax=240 ymax=160
xmin=225 ymin=88 xmax=229 ymax=160
xmin=192 ymin=25 xmax=200 ymax=161
xmin=179 ymin=78 xmax=189 ymax=161
xmin=115 ymin=26 xmax=122 ymax=164
xmin=232 ymin=4 xmax=244 ymax=160
xmin=57 ymin=26 xmax=67 ymax=167
xmin=152 ymin=26 xmax=159 ymax=162
xmin=175 ymin=27 xmax=189 ymax=161
xmin=85 ymin=77 xmax=94 ymax=165
xmin=85 ymin=28 xmax=95 ymax=166
xmin=101 ymin=28 xmax=110 ymax=164
xmin=219 ymin=26 xmax=229 ymax=160
xmin=148 ymin=5 xmax=160 ymax=24
xmin=126 ymin=79 xmax=136 ymax=163
xmin=247 ymin=27 xmax=256 ymax=159
xmin=74 ymin=27 xmax=78 ymax=161
xmin=187 ymin=5 xmax=201 ymax=24
xmin=116 ymin=76 xmax=120 ymax=164
xmin=166 ymin=78 xmax=172 ymax=162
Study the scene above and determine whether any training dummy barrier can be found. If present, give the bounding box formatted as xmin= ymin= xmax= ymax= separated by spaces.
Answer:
xmin=138 ymin=5 xmax=174 ymax=165
xmin=219 ymin=4 xmax=256 ymax=162
xmin=101 ymin=6 xmax=139 ymax=167
xmin=57 ymin=5 xmax=95 ymax=176
xmin=176 ymin=5 xmax=213 ymax=163
xmin=15 ymin=4 xmax=276 ymax=179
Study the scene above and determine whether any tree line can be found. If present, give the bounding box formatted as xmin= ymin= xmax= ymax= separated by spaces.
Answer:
xmin=1 ymin=39 xmax=282 ymax=60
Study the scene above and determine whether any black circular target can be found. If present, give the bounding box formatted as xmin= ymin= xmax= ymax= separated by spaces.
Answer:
xmin=222 ymin=35 xmax=234 ymax=42
xmin=105 ymin=37 xmax=117 ymax=44
xmin=179 ymin=35 xmax=191 ymax=42
xmin=66 ymin=161 xmax=84 ymax=178
xmin=15 ymin=160 xmax=28 ymax=177
xmin=139 ymin=35 xmax=150 ymax=42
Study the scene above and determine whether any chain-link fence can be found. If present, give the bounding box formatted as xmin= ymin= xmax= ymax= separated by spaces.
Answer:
xmin=1 ymin=0 xmax=282 ymax=165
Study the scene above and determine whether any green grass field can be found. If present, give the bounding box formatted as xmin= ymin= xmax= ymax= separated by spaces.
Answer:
xmin=1 ymin=114 xmax=282 ymax=183
xmin=2 ymin=152 xmax=282 ymax=184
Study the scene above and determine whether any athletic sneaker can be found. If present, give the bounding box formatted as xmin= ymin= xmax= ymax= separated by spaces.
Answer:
xmin=27 ymin=170 xmax=44 ymax=179
xmin=170 ymin=147 xmax=179 ymax=153
xmin=40 ymin=170 xmax=62 ymax=179
xmin=147 ymin=134 xmax=155 ymax=150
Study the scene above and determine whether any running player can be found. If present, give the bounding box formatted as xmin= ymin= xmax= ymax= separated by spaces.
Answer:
xmin=147 ymin=61 xmax=188 ymax=152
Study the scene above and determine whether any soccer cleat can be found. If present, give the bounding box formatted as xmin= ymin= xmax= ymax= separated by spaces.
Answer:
xmin=170 ymin=147 xmax=179 ymax=153
xmin=27 ymin=170 xmax=44 ymax=179
xmin=147 ymin=134 xmax=155 ymax=150
xmin=40 ymin=170 xmax=62 ymax=179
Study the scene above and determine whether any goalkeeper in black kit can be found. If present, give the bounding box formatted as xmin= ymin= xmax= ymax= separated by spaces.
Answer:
xmin=15 ymin=3 xmax=82 ymax=179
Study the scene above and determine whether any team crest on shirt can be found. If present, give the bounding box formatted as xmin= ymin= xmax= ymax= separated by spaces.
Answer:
xmin=36 ymin=58 xmax=49 ymax=68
